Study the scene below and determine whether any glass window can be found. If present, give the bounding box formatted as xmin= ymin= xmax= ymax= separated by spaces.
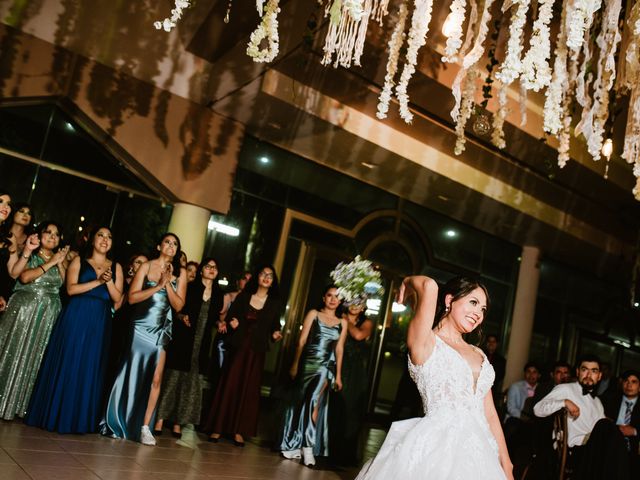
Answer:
xmin=110 ymin=193 xmax=173 ymax=261
xmin=0 ymin=104 xmax=51 ymax=158
xmin=28 ymin=167 xmax=117 ymax=242
xmin=0 ymin=153 xmax=37 ymax=201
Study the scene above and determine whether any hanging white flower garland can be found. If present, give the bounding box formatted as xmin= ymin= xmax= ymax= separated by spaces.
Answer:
xmin=246 ymin=0 xmax=281 ymax=63
xmin=395 ymin=0 xmax=436 ymax=123
xmin=579 ymin=0 xmax=622 ymax=160
xmin=621 ymin=0 xmax=640 ymax=198
xmin=153 ymin=0 xmax=191 ymax=32
xmin=491 ymin=84 xmax=508 ymax=149
xmin=520 ymin=0 xmax=554 ymax=91
xmin=454 ymin=68 xmax=481 ymax=155
xmin=543 ymin=0 xmax=569 ymax=135
xmin=442 ymin=0 xmax=467 ymax=63
xmin=495 ymin=0 xmax=529 ymax=86
xmin=450 ymin=0 xmax=495 ymax=124
xmin=322 ymin=1 xmax=391 ymax=68
xmin=566 ymin=0 xmax=602 ymax=51
xmin=376 ymin=2 xmax=409 ymax=119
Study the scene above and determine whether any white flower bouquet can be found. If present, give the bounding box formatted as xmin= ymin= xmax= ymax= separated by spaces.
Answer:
xmin=330 ymin=255 xmax=383 ymax=305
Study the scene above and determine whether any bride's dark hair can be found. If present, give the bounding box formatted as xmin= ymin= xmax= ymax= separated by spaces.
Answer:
xmin=432 ymin=277 xmax=490 ymax=337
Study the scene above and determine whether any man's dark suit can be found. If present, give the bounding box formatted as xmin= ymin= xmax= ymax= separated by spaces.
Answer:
xmin=602 ymin=393 xmax=640 ymax=474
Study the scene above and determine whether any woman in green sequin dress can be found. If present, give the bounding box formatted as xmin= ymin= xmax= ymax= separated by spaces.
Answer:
xmin=279 ymin=286 xmax=348 ymax=466
xmin=0 ymin=221 xmax=68 ymax=420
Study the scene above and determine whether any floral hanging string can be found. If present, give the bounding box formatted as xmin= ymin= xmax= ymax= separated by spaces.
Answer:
xmin=519 ymin=0 xmax=554 ymax=91
xmin=442 ymin=0 xmax=467 ymax=63
xmin=153 ymin=0 xmax=191 ymax=32
xmin=621 ymin=0 xmax=640 ymax=198
xmin=450 ymin=0 xmax=495 ymax=151
xmin=576 ymin=0 xmax=622 ymax=160
xmin=454 ymin=67 xmax=481 ymax=155
xmin=395 ymin=0 xmax=436 ymax=123
xmin=495 ymin=0 xmax=529 ymax=86
xmin=322 ymin=0 xmax=390 ymax=68
xmin=246 ymin=0 xmax=281 ymax=63
xmin=376 ymin=2 xmax=409 ymax=119
xmin=543 ymin=0 xmax=570 ymax=135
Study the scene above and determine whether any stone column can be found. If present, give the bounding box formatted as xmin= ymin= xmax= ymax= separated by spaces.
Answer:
xmin=504 ymin=245 xmax=541 ymax=388
xmin=168 ymin=202 xmax=211 ymax=263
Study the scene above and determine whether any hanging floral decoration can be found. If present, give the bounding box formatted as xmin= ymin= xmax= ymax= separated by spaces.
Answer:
xmin=154 ymin=0 xmax=191 ymax=32
xmin=246 ymin=0 xmax=281 ymax=63
xmin=154 ymin=0 xmax=640 ymax=199
xmin=376 ymin=2 xmax=409 ymax=119
xmin=396 ymin=0 xmax=436 ymax=123
xmin=330 ymin=255 xmax=384 ymax=305
xmin=495 ymin=0 xmax=529 ymax=86
xmin=322 ymin=0 xmax=390 ymax=68
xmin=519 ymin=0 xmax=554 ymax=91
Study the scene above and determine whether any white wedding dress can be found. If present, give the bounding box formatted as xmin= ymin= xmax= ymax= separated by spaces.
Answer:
xmin=356 ymin=335 xmax=507 ymax=480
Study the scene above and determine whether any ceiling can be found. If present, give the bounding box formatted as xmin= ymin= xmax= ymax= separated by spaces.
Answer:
xmin=1 ymin=0 xmax=638 ymax=280
xmin=185 ymin=0 xmax=640 ymax=279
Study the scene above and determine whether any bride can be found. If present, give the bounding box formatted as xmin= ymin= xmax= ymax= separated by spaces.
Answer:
xmin=356 ymin=276 xmax=513 ymax=480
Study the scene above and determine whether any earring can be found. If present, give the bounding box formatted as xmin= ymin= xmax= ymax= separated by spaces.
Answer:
xmin=445 ymin=305 xmax=450 ymax=314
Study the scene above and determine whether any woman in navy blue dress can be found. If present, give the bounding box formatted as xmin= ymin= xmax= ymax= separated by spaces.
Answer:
xmin=25 ymin=226 xmax=123 ymax=433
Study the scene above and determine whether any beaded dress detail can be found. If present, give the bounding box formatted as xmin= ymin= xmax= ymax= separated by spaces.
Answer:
xmin=356 ymin=335 xmax=506 ymax=480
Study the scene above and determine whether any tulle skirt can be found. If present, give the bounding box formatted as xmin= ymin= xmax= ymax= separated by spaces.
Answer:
xmin=356 ymin=411 xmax=507 ymax=480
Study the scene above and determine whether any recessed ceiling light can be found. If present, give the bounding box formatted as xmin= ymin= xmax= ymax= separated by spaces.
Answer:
xmin=437 ymin=195 xmax=449 ymax=201
xmin=361 ymin=162 xmax=376 ymax=169
xmin=445 ymin=229 xmax=457 ymax=238
xmin=259 ymin=156 xmax=270 ymax=164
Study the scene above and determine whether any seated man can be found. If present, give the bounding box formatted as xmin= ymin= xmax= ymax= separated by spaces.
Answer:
xmin=504 ymin=362 xmax=541 ymax=475
xmin=534 ymin=354 xmax=629 ymax=480
xmin=602 ymin=370 xmax=640 ymax=476
xmin=506 ymin=361 xmax=541 ymax=422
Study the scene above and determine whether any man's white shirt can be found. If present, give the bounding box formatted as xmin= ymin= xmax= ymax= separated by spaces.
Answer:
xmin=533 ymin=382 xmax=605 ymax=447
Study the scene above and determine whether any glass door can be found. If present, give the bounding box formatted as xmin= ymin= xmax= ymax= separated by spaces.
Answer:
xmin=367 ymin=277 xmax=422 ymax=420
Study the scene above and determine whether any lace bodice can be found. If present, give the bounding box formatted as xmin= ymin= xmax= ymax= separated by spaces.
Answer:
xmin=408 ymin=335 xmax=495 ymax=417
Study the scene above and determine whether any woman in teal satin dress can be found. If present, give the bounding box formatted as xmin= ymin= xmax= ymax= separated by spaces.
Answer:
xmin=0 ymin=222 xmax=65 ymax=419
xmin=101 ymin=233 xmax=186 ymax=445
xmin=279 ymin=285 xmax=348 ymax=467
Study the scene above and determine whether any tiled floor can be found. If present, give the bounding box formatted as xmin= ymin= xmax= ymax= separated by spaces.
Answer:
xmin=0 ymin=421 xmax=371 ymax=480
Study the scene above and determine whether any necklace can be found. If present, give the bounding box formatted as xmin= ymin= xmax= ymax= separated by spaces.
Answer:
xmin=38 ymin=249 xmax=52 ymax=261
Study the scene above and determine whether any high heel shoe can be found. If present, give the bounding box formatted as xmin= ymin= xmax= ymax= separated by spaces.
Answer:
xmin=208 ymin=433 xmax=220 ymax=443
xmin=233 ymin=434 xmax=245 ymax=447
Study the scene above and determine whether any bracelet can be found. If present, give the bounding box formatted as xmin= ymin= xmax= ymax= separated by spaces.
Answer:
xmin=22 ymin=253 xmax=30 ymax=259
xmin=39 ymin=265 xmax=46 ymax=274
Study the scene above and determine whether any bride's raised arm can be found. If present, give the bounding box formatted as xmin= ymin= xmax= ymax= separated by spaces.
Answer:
xmin=398 ymin=276 xmax=439 ymax=366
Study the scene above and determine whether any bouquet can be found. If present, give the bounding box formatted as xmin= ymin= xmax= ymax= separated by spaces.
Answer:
xmin=330 ymin=255 xmax=384 ymax=305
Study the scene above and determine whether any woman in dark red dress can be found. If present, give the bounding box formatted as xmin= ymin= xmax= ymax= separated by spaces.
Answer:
xmin=205 ymin=264 xmax=283 ymax=446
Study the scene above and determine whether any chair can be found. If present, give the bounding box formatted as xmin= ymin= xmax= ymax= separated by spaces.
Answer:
xmin=520 ymin=408 xmax=569 ymax=480
xmin=552 ymin=409 xmax=569 ymax=480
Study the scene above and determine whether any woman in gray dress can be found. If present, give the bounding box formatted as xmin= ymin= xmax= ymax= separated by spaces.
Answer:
xmin=155 ymin=257 xmax=225 ymax=436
